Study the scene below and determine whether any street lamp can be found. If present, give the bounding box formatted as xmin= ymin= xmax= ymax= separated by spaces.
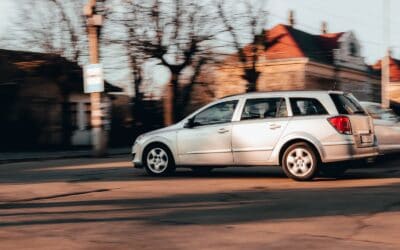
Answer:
xmin=382 ymin=0 xmax=390 ymax=108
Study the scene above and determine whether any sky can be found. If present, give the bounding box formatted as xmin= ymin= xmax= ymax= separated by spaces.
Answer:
xmin=0 ymin=0 xmax=15 ymax=37
xmin=0 ymin=0 xmax=398 ymax=64
xmin=0 ymin=0 xmax=399 ymax=91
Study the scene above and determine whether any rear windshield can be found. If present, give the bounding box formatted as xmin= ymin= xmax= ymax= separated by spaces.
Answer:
xmin=329 ymin=93 xmax=366 ymax=115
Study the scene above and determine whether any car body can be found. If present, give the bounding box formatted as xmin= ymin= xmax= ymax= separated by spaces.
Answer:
xmin=360 ymin=101 xmax=400 ymax=154
xmin=132 ymin=91 xmax=378 ymax=181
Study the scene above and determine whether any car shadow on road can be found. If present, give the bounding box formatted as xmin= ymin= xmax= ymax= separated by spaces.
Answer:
xmin=0 ymin=155 xmax=400 ymax=184
xmin=1 ymin=182 xmax=400 ymax=227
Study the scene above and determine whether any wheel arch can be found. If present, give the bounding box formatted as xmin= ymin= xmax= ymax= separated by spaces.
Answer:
xmin=278 ymin=138 xmax=322 ymax=165
xmin=142 ymin=141 xmax=175 ymax=165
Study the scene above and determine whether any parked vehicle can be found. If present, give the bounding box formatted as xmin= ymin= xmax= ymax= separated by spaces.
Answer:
xmin=360 ymin=101 xmax=400 ymax=154
xmin=132 ymin=91 xmax=378 ymax=181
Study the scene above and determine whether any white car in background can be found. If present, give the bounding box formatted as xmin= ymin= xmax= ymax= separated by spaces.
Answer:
xmin=360 ymin=101 xmax=400 ymax=154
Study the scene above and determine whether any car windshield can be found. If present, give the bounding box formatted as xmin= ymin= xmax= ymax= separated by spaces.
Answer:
xmin=330 ymin=93 xmax=366 ymax=115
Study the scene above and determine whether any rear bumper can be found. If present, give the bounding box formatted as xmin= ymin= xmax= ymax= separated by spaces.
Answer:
xmin=321 ymin=143 xmax=379 ymax=163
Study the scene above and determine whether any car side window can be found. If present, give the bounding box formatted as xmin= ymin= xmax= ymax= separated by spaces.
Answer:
xmin=290 ymin=98 xmax=328 ymax=116
xmin=241 ymin=98 xmax=287 ymax=120
xmin=193 ymin=100 xmax=238 ymax=126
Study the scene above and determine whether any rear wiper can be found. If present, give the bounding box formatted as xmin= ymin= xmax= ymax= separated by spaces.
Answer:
xmin=352 ymin=111 xmax=365 ymax=114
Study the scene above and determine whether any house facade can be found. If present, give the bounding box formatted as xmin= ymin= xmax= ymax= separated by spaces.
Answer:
xmin=209 ymin=19 xmax=381 ymax=103
xmin=373 ymin=56 xmax=400 ymax=105
xmin=0 ymin=49 xmax=122 ymax=150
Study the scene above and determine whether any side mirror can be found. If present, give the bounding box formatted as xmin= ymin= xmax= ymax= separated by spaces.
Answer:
xmin=184 ymin=118 xmax=195 ymax=128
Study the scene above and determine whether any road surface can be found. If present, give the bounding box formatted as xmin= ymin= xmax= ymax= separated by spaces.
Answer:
xmin=0 ymin=156 xmax=400 ymax=249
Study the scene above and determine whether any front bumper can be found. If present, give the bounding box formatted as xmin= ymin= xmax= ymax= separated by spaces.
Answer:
xmin=132 ymin=143 xmax=144 ymax=168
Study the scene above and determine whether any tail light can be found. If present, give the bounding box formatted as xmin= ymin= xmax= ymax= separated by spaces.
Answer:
xmin=328 ymin=116 xmax=352 ymax=135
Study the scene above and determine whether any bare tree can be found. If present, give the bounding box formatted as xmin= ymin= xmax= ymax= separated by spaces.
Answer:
xmin=101 ymin=0 xmax=151 ymax=132
xmin=103 ymin=0 xmax=218 ymax=126
xmin=217 ymin=0 xmax=280 ymax=92
xmin=4 ymin=0 xmax=87 ymax=62
xmin=130 ymin=0 xmax=220 ymax=124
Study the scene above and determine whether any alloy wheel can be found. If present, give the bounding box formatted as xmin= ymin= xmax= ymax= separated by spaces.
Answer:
xmin=286 ymin=147 xmax=314 ymax=177
xmin=146 ymin=147 xmax=169 ymax=174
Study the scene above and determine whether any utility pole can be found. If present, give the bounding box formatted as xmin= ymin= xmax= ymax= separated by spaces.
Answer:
xmin=84 ymin=0 xmax=107 ymax=156
xmin=382 ymin=0 xmax=390 ymax=108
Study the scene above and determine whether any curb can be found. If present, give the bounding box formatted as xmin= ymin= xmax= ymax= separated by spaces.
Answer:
xmin=0 ymin=149 xmax=129 ymax=164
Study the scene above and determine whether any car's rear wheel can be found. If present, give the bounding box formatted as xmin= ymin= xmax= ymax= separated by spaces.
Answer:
xmin=144 ymin=145 xmax=175 ymax=176
xmin=282 ymin=142 xmax=318 ymax=181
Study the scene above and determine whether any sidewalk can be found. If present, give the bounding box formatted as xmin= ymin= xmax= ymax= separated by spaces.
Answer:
xmin=0 ymin=147 xmax=130 ymax=164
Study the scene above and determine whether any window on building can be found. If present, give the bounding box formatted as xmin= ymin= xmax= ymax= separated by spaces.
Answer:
xmin=349 ymin=42 xmax=358 ymax=56
xmin=85 ymin=103 xmax=92 ymax=130
xmin=290 ymin=98 xmax=328 ymax=116
xmin=69 ymin=102 xmax=78 ymax=130
xmin=241 ymin=98 xmax=287 ymax=120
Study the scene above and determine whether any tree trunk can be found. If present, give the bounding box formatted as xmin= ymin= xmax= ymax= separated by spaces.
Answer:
xmin=164 ymin=72 xmax=180 ymax=125
xmin=244 ymin=69 xmax=260 ymax=92
xmin=131 ymin=72 xmax=144 ymax=136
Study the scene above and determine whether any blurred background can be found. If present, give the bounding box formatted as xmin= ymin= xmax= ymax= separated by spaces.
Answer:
xmin=0 ymin=0 xmax=399 ymax=153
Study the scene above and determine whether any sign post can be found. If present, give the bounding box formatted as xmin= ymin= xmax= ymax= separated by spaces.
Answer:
xmin=84 ymin=0 xmax=107 ymax=157
xmin=84 ymin=64 xmax=104 ymax=93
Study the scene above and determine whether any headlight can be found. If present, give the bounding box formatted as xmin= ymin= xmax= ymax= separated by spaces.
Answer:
xmin=132 ymin=135 xmax=145 ymax=154
xmin=134 ymin=134 xmax=145 ymax=144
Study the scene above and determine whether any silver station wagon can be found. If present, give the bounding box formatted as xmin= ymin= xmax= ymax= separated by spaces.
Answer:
xmin=132 ymin=91 xmax=378 ymax=181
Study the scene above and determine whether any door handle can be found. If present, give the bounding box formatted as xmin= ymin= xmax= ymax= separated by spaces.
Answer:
xmin=269 ymin=124 xmax=281 ymax=130
xmin=218 ymin=128 xmax=229 ymax=133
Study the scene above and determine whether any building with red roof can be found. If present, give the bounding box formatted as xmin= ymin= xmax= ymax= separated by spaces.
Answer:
xmin=373 ymin=56 xmax=400 ymax=103
xmin=373 ymin=56 xmax=400 ymax=82
xmin=209 ymin=12 xmax=381 ymax=103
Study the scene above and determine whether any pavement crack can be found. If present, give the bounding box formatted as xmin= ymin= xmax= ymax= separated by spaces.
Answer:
xmin=307 ymin=232 xmax=394 ymax=246
xmin=7 ymin=189 xmax=111 ymax=203
xmin=348 ymin=200 xmax=400 ymax=239
xmin=348 ymin=215 xmax=371 ymax=239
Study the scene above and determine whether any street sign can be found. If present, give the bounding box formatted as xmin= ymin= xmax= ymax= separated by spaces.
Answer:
xmin=83 ymin=64 xmax=104 ymax=93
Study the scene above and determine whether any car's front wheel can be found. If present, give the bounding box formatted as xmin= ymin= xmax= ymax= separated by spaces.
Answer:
xmin=144 ymin=145 xmax=175 ymax=176
xmin=282 ymin=142 xmax=318 ymax=181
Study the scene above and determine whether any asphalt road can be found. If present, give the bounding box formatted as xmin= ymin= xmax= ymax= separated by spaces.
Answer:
xmin=1 ymin=156 xmax=400 ymax=249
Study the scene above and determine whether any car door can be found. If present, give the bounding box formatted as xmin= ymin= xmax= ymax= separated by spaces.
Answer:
xmin=363 ymin=104 xmax=400 ymax=152
xmin=177 ymin=100 xmax=238 ymax=165
xmin=368 ymin=107 xmax=400 ymax=153
xmin=232 ymin=97 xmax=290 ymax=165
xmin=373 ymin=118 xmax=400 ymax=153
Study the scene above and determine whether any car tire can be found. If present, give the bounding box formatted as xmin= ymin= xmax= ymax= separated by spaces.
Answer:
xmin=143 ymin=144 xmax=175 ymax=176
xmin=191 ymin=167 xmax=213 ymax=175
xmin=282 ymin=142 xmax=318 ymax=181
